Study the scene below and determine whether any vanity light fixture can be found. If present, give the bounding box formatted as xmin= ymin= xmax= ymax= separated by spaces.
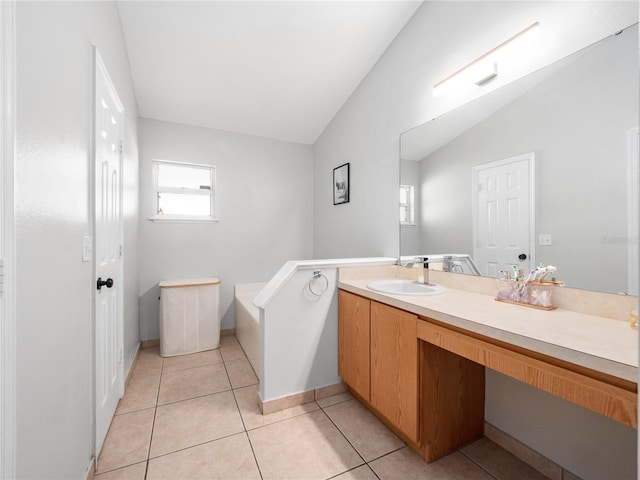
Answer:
xmin=433 ymin=22 xmax=541 ymax=97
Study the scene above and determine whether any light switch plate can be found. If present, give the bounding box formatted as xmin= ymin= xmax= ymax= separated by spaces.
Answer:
xmin=82 ymin=235 xmax=92 ymax=262
xmin=538 ymin=234 xmax=552 ymax=246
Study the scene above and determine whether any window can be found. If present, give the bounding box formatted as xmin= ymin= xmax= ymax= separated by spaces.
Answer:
xmin=400 ymin=185 xmax=415 ymax=225
xmin=150 ymin=160 xmax=216 ymax=222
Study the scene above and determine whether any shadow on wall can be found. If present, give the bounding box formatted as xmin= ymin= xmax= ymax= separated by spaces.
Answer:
xmin=306 ymin=288 xmax=340 ymax=392
xmin=139 ymin=286 xmax=161 ymax=341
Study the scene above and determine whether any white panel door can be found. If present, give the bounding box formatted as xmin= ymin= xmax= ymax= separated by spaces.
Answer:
xmin=473 ymin=154 xmax=535 ymax=278
xmin=94 ymin=49 xmax=124 ymax=456
xmin=0 ymin=2 xmax=15 ymax=478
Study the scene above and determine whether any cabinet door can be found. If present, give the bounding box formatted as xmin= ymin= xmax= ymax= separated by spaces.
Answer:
xmin=338 ymin=290 xmax=370 ymax=401
xmin=370 ymin=301 xmax=418 ymax=443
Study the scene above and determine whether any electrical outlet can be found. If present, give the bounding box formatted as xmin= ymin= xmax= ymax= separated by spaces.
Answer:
xmin=538 ymin=234 xmax=552 ymax=246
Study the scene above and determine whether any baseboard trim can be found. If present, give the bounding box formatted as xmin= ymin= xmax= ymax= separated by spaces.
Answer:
xmin=124 ymin=342 xmax=141 ymax=390
xmin=484 ymin=422 xmax=581 ymax=480
xmin=259 ymin=382 xmax=346 ymax=415
xmin=140 ymin=338 xmax=159 ymax=349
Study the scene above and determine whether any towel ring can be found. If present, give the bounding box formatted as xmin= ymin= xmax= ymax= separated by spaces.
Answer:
xmin=308 ymin=270 xmax=329 ymax=296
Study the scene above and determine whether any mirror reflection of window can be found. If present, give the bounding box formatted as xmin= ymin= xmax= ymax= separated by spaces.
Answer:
xmin=400 ymin=185 xmax=415 ymax=225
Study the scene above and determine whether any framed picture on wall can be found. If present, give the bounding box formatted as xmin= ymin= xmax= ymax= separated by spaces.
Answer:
xmin=333 ymin=163 xmax=350 ymax=205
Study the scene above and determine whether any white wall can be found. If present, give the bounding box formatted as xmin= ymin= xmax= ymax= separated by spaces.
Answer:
xmin=256 ymin=258 xmax=397 ymax=403
xmin=260 ymin=267 xmax=339 ymax=402
xmin=313 ymin=2 xmax=638 ymax=477
xmin=138 ymin=118 xmax=313 ymax=340
xmin=419 ymin=26 xmax=637 ymax=293
xmin=486 ymin=370 xmax=637 ymax=479
xmin=15 ymin=2 xmax=139 ymax=478
xmin=313 ymin=1 xmax=638 ymax=260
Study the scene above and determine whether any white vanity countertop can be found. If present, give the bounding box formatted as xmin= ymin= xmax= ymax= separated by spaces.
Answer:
xmin=339 ymin=278 xmax=638 ymax=383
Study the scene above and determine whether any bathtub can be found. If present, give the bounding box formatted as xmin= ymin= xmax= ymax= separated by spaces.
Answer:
xmin=234 ymin=282 xmax=265 ymax=378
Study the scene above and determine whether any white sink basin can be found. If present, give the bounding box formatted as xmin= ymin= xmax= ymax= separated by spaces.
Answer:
xmin=367 ymin=279 xmax=445 ymax=296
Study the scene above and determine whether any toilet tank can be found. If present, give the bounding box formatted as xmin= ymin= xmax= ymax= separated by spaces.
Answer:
xmin=159 ymin=278 xmax=221 ymax=357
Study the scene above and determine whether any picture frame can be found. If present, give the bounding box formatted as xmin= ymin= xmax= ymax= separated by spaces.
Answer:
xmin=333 ymin=163 xmax=350 ymax=205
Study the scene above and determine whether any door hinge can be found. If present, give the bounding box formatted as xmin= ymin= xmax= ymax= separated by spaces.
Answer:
xmin=119 ymin=349 xmax=124 ymax=364
xmin=119 ymin=140 xmax=124 ymax=156
xmin=119 ymin=244 xmax=123 ymax=259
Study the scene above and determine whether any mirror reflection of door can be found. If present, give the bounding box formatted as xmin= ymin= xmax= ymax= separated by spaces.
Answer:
xmin=473 ymin=153 xmax=535 ymax=277
xmin=628 ymin=127 xmax=639 ymax=295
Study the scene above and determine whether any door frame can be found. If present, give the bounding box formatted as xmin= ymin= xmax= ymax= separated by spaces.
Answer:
xmin=472 ymin=152 xmax=536 ymax=275
xmin=627 ymin=127 xmax=639 ymax=296
xmin=0 ymin=1 xmax=15 ymax=478
xmin=92 ymin=47 xmax=125 ymax=457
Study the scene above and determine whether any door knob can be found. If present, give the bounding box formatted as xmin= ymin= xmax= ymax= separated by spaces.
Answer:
xmin=97 ymin=277 xmax=114 ymax=291
xmin=518 ymin=253 xmax=527 ymax=261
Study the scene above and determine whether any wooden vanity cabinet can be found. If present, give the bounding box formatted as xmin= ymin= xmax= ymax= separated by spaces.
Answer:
xmin=338 ymin=290 xmax=419 ymax=444
xmin=338 ymin=290 xmax=371 ymax=401
xmin=340 ymin=285 xmax=637 ymax=465
xmin=421 ymin=339 xmax=485 ymax=462
xmin=370 ymin=301 xmax=419 ymax=443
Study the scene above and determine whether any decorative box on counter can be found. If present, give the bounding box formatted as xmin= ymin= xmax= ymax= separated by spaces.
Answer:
xmin=495 ymin=278 xmax=560 ymax=310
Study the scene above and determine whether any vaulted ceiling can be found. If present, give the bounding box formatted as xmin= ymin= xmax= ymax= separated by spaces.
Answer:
xmin=117 ymin=1 xmax=422 ymax=145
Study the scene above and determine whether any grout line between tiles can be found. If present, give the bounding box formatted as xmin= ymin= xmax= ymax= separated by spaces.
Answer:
xmin=143 ymin=354 xmax=165 ymax=480
xmin=369 ymin=464 xmax=382 ymax=480
xmin=248 ymin=406 xmax=320 ymax=432
xmin=317 ymin=394 xmax=354 ymax=410
xmin=146 ymin=430 xmax=248 ymax=462
xmin=156 ymin=386 xmax=234 ymax=408
xmin=317 ymin=406 xmax=368 ymax=474
xmin=160 ymin=358 xmax=225 ymax=375
xmin=156 ymin=355 xmax=165 ymax=403
xmin=220 ymin=351 xmax=236 ymax=395
xmin=459 ymin=449 xmax=501 ymax=480
xmin=366 ymin=444 xmax=405 ymax=464
xmin=229 ymin=383 xmax=250 ymax=432
xmin=320 ymin=397 xmax=409 ymax=470
xmin=95 ymin=407 xmax=159 ymax=477
xmin=363 ymin=447 xmax=396 ymax=463
xmin=241 ymin=400 xmax=322 ymax=432
xmin=325 ymin=464 xmax=376 ymax=480
xmin=109 ymin=339 xmax=436 ymax=480
xmin=244 ymin=430 xmax=265 ymax=480
xmin=219 ymin=346 xmax=265 ymax=479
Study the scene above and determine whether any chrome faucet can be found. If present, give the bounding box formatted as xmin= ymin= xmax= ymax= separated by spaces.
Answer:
xmin=403 ymin=256 xmax=431 ymax=285
xmin=401 ymin=253 xmax=482 ymax=280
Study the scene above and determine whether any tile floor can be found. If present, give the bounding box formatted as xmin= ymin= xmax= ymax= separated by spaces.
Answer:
xmin=95 ymin=335 xmax=550 ymax=480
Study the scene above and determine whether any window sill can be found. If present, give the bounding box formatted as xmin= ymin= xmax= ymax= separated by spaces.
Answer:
xmin=149 ymin=215 xmax=219 ymax=223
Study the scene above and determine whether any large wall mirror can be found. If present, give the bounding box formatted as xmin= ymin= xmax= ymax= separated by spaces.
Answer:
xmin=400 ymin=24 xmax=638 ymax=295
